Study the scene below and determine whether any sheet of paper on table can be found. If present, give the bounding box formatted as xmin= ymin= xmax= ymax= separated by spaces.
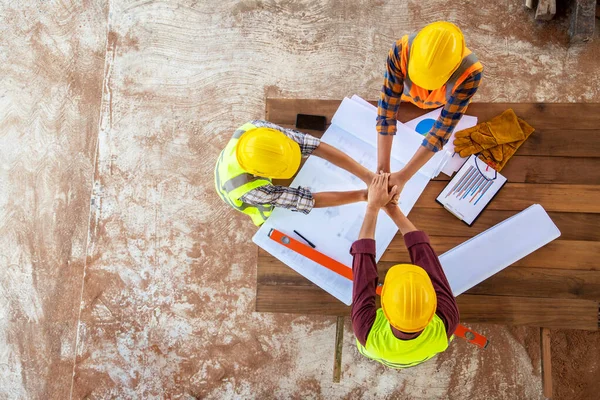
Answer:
xmin=253 ymin=96 xmax=444 ymax=305
xmin=394 ymin=105 xmax=478 ymax=176
xmin=441 ymin=204 xmax=561 ymax=296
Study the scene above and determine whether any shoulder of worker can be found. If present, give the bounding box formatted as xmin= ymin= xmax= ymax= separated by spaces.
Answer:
xmin=389 ymin=36 xmax=408 ymax=57
xmin=250 ymin=120 xmax=309 ymax=136
xmin=250 ymin=119 xmax=281 ymax=129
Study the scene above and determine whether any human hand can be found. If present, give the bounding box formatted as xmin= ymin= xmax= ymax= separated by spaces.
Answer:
xmin=367 ymin=173 xmax=398 ymax=210
xmin=384 ymin=198 xmax=401 ymax=215
xmin=388 ymin=171 xmax=406 ymax=204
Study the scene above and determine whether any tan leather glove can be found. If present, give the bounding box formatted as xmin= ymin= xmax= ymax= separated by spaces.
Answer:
xmin=479 ymin=118 xmax=535 ymax=171
xmin=453 ymin=109 xmax=526 ymax=158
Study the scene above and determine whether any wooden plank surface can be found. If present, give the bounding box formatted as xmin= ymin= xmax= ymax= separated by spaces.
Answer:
xmin=265 ymin=99 xmax=600 ymax=131
xmin=333 ymin=316 xmax=344 ymax=383
xmin=256 ymin=285 xmax=599 ymax=331
xmin=455 ymin=296 xmax=598 ymax=331
xmin=277 ymin=122 xmax=600 ymax=159
xmin=276 ymin=122 xmax=600 ymax=158
xmin=259 ymin=249 xmax=600 ymax=300
xmin=418 ymin=183 xmax=600 ymax=213
xmin=516 ymin=129 xmax=600 ymax=158
xmin=381 ymin=239 xmax=600 ymax=270
xmin=397 ymin=209 xmax=600 ymax=241
xmin=429 ymin=156 xmax=600 ymax=184
xmin=541 ymin=328 xmax=553 ymax=399
xmin=257 ymin=99 xmax=600 ymax=330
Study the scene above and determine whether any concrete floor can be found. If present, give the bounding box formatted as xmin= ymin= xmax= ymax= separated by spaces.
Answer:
xmin=1 ymin=0 xmax=599 ymax=398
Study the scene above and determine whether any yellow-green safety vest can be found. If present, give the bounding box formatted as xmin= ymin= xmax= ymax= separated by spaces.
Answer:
xmin=357 ymin=309 xmax=450 ymax=369
xmin=214 ymin=122 xmax=274 ymax=226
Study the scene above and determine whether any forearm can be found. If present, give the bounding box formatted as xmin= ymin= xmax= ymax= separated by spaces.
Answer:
xmin=384 ymin=205 xmax=418 ymax=235
xmin=358 ymin=206 xmax=379 ymax=240
xmin=394 ymin=146 xmax=435 ymax=183
xmin=313 ymin=190 xmax=367 ymax=208
xmin=312 ymin=142 xmax=373 ymax=184
xmin=350 ymin=239 xmax=379 ymax=346
xmin=377 ymin=134 xmax=394 ymax=173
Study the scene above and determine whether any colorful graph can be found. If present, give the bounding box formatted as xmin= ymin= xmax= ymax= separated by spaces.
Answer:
xmin=415 ymin=118 xmax=435 ymax=135
xmin=445 ymin=166 xmax=494 ymax=205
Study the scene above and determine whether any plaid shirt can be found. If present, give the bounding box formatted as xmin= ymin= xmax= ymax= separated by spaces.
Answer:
xmin=240 ymin=120 xmax=320 ymax=214
xmin=377 ymin=40 xmax=482 ymax=153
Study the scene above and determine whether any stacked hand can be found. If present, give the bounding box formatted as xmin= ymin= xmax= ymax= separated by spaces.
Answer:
xmin=375 ymin=166 xmax=406 ymax=205
xmin=367 ymin=173 xmax=399 ymax=210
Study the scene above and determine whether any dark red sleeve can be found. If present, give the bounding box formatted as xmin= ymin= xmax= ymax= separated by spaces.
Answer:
xmin=350 ymin=239 xmax=378 ymax=347
xmin=404 ymin=231 xmax=460 ymax=338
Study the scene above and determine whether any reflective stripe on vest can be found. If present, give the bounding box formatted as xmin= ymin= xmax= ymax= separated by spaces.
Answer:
xmin=356 ymin=309 xmax=450 ymax=369
xmin=214 ymin=123 xmax=274 ymax=226
xmin=400 ymin=34 xmax=483 ymax=109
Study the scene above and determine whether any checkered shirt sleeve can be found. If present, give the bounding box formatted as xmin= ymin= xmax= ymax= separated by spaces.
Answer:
xmin=251 ymin=120 xmax=320 ymax=156
xmin=376 ymin=40 xmax=405 ymax=136
xmin=421 ymin=71 xmax=482 ymax=152
xmin=240 ymin=185 xmax=315 ymax=214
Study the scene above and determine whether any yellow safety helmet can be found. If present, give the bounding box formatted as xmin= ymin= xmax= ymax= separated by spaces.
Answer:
xmin=236 ymin=127 xmax=302 ymax=179
xmin=381 ymin=264 xmax=437 ymax=333
xmin=408 ymin=21 xmax=465 ymax=90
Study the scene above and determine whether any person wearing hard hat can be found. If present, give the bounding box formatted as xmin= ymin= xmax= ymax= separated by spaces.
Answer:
xmin=377 ymin=21 xmax=483 ymax=193
xmin=215 ymin=120 xmax=375 ymax=226
xmin=351 ymin=173 xmax=459 ymax=368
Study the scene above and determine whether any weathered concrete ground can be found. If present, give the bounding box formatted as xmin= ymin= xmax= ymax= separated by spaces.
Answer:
xmin=1 ymin=0 xmax=598 ymax=398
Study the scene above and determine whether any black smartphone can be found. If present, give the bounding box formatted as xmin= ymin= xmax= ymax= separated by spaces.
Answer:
xmin=295 ymin=114 xmax=327 ymax=131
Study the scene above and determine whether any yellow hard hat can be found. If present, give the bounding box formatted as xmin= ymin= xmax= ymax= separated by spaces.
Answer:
xmin=236 ymin=127 xmax=302 ymax=179
xmin=408 ymin=21 xmax=465 ymax=90
xmin=381 ymin=264 xmax=437 ymax=333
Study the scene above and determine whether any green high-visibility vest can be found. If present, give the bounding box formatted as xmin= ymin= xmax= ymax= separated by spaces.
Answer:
xmin=357 ymin=309 xmax=450 ymax=369
xmin=214 ymin=122 xmax=274 ymax=226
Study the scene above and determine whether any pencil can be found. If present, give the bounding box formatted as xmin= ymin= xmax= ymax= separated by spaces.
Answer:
xmin=293 ymin=230 xmax=316 ymax=248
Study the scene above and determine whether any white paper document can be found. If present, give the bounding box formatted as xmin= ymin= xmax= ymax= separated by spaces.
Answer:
xmin=350 ymin=97 xmax=478 ymax=176
xmin=253 ymin=96 xmax=439 ymax=305
xmin=439 ymin=204 xmax=561 ymax=296
xmin=404 ymin=107 xmax=478 ymax=176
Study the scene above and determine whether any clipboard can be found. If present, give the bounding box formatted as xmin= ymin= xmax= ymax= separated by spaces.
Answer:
xmin=435 ymin=155 xmax=507 ymax=226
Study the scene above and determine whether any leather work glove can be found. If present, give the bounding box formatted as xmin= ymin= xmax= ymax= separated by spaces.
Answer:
xmin=479 ymin=118 xmax=535 ymax=172
xmin=453 ymin=109 xmax=526 ymax=158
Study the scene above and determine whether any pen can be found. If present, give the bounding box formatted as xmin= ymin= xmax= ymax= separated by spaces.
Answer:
xmin=293 ymin=230 xmax=316 ymax=248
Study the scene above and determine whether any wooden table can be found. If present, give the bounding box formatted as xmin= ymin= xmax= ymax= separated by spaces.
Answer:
xmin=256 ymin=99 xmax=600 ymax=332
